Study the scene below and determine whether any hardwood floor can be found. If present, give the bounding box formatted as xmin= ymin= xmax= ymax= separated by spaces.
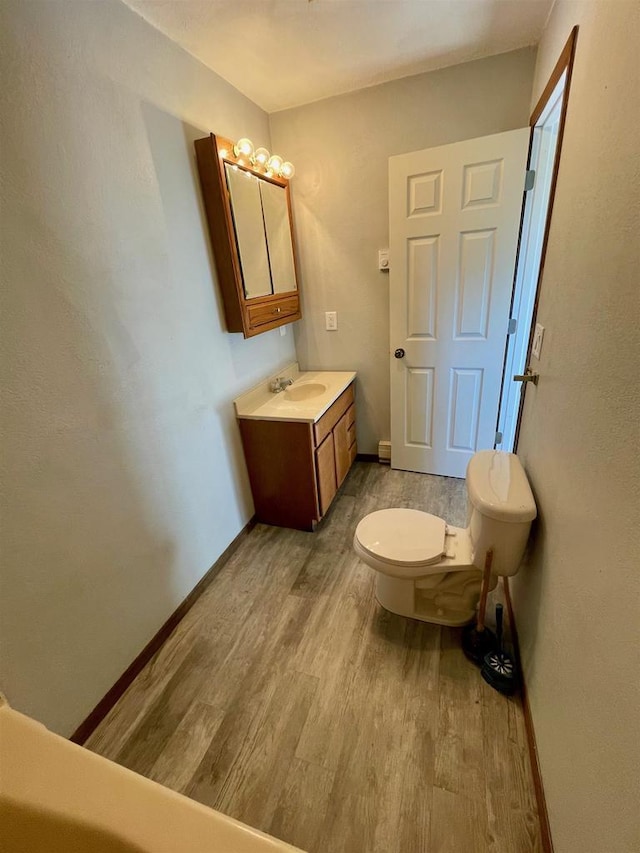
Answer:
xmin=87 ymin=462 xmax=541 ymax=852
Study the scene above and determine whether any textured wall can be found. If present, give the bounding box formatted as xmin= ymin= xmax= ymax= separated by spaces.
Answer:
xmin=0 ymin=0 xmax=295 ymax=736
xmin=269 ymin=48 xmax=536 ymax=453
xmin=512 ymin=3 xmax=640 ymax=852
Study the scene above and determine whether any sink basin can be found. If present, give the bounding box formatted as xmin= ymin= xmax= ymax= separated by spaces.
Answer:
xmin=284 ymin=382 xmax=327 ymax=402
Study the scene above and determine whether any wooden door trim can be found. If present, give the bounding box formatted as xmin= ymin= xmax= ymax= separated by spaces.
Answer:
xmin=530 ymin=27 xmax=578 ymax=127
xmin=513 ymin=26 xmax=579 ymax=449
xmin=503 ymin=578 xmax=555 ymax=853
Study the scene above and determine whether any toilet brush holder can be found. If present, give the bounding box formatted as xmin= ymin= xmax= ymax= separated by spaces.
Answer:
xmin=481 ymin=603 xmax=518 ymax=695
xmin=462 ymin=549 xmax=497 ymax=666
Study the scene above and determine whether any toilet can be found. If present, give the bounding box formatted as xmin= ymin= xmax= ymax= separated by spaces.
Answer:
xmin=353 ymin=450 xmax=537 ymax=626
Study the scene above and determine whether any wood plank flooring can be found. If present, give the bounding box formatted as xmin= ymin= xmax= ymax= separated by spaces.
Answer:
xmin=87 ymin=462 xmax=541 ymax=853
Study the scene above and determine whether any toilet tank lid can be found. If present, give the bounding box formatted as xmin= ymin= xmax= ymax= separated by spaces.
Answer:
xmin=466 ymin=451 xmax=537 ymax=523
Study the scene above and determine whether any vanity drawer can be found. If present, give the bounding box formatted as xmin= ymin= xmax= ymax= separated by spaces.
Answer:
xmin=314 ymin=384 xmax=355 ymax=447
xmin=247 ymin=296 xmax=299 ymax=329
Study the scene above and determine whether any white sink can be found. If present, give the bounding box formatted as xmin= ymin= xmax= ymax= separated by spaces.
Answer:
xmin=284 ymin=382 xmax=327 ymax=402
xmin=234 ymin=363 xmax=356 ymax=423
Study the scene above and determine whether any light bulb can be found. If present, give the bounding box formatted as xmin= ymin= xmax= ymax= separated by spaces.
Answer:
xmin=253 ymin=147 xmax=270 ymax=167
xmin=233 ymin=137 xmax=254 ymax=158
xmin=280 ymin=161 xmax=295 ymax=179
xmin=267 ymin=154 xmax=284 ymax=173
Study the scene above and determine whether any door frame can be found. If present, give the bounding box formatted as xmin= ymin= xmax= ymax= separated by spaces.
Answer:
xmin=506 ymin=27 xmax=579 ymax=450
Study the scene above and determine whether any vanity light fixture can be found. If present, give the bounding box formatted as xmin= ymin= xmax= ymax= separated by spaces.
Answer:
xmin=254 ymin=147 xmax=271 ymax=167
xmin=224 ymin=137 xmax=296 ymax=179
xmin=233 ymin=137 xmax=254 ymax=158
xmin=267 ymin=153 xmax=284 ymax=174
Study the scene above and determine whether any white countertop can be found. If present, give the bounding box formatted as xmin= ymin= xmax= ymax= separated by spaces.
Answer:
xmin=234 ymin=362 xmax=356 ymax=423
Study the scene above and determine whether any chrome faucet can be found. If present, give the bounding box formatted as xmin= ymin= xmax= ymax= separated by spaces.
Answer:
xmin=269 ymin=376 xmax=294 ymax=393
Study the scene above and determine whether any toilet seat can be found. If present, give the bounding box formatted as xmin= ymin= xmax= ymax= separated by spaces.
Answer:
xmin=354 ymin=508 xmax=446 ymax=567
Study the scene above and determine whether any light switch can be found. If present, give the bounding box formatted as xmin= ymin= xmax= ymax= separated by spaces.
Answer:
xmin=532 ymin=323 xmax=545 ymax=359
xmin=325 ymin=311 xmax=338 ymax=331
xmin=378 ymin=249 xmax=389 ymax=271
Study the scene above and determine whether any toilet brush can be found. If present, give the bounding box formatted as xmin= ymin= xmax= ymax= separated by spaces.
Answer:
xmin=462 ymin=549 xmax=497 ymax=666
xmin=481 ymin=603 xmax=517 ymax=695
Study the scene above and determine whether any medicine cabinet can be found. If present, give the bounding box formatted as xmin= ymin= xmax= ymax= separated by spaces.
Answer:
xmin=194 ymin=133 xmax=301 ymax=338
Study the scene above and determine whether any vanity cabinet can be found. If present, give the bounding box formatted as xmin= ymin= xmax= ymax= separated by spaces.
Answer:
xmin=238 ymin=383 xmax=357 ymax=531
xmin=194 ymin=133 xmax=301 ymax=338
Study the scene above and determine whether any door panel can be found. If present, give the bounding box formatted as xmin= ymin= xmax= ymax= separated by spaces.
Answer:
xmin=447 ymin=368 xmax=483 ymax=452
xmin=406 ymin=368 xmax=435 ymax=447
xmin=390 ymin=129 xmax=529 ymax=477
xmin=455 ymin=230 xmax=494 ymax=339
xmin=408 ymin=237 xmax=438 ymax=338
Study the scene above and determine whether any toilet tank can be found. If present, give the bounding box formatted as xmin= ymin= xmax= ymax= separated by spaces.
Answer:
xmin=466 ymin=451 xmax=537 ymax=576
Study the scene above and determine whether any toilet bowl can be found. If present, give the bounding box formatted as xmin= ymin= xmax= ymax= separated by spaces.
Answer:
xmin=353 ymin=450 xmax=537 ymax=626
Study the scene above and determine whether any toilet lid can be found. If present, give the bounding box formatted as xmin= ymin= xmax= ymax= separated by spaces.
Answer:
xmin=355 ymin=509 xmax=446 ymax=567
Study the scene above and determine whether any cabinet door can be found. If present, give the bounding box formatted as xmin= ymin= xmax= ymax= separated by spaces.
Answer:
xmin=260 ymin=180 xmax=298 ymax=294
xmin=334 ymin=409 xmax=352 ymax=489
xmin=316 ymin=432 xmax=337 ymax=517
xmin=225 ymin=164 xmax=272 ymax=299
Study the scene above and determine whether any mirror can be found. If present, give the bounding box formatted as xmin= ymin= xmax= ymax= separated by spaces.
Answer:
xmin=260 ymin=180 xmax=297 ymax=294
xmin=194 ymin=133 xmax=302 ymax=338
xmin=224 ymin=163 xmax=298 ymax=300
xmin=225 ymin=165 xmax=272 ymax=299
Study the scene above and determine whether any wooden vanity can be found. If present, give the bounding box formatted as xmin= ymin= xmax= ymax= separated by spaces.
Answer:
xmin=235 ymin=371 xmax=357 ymax=531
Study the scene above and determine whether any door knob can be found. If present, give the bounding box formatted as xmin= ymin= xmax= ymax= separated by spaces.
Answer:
xmin=513 ymin=368 xmax=539 ymax=385
xmin=394 ymin=348 xmax=405 ymax=359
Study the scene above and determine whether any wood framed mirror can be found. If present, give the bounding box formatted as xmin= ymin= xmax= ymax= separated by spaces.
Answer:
xmin=194 ymin=133 xmax=302 ymax=338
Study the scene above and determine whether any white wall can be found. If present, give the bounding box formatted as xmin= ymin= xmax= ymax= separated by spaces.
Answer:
xmin=0 ymin=0 xmax=295 ymax=736
xmin=270 ymin=48 xmax=536 ymax=453
xmin=512 ymin=3 xmax=640 ymax=852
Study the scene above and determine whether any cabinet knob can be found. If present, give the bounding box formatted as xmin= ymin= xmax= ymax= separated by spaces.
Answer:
xmin=273 ymin=307 xmax=282 ymax=314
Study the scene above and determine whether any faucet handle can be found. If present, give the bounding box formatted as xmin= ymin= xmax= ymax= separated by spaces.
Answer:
xmin=270 ymin=376 xmax=293 ymax=393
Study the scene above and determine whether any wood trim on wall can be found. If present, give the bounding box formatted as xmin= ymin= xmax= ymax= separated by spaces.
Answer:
xmin=510 ymin=25 xmax=579 ymax=846
xmin=70 ymin=516 xmax=257 ymax=745
xmin=530 ymin=26 xmax=578 ymax=127
xmin=503 ymin=577 xmax=555 ymax=853
xmin=355 ymin=452 xmax=379 ymax=463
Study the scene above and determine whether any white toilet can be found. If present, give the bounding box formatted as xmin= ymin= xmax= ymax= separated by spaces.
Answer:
xmin=353 ymin=450 xmax=537 ymax=626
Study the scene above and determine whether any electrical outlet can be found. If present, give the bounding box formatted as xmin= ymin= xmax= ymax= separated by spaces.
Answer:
xmin=325 ymin=311 xmax=338 ymax=331
xmin=532 ymin=323 xmax=545 ymax=359
xmin=279 ymin=325 xmax=286 ymax=337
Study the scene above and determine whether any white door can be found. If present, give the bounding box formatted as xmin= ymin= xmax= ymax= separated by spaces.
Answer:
xmin=497 ymin=74 xmax=566 ymax=451
xmin=389 ymin=129 xmax=530 ymax=477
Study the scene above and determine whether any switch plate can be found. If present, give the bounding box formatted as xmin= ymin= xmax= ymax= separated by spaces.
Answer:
xmin=378 ymin=249 xmax=389 ymax=271
xmin=532 ymin=323 xmax=545 ymax=359
xmin=325 ymin=311 xmax=338 ymax=331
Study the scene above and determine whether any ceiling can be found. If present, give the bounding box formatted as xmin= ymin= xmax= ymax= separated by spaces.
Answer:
xmin=124 ymin=0 xmax=553 ymax=113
